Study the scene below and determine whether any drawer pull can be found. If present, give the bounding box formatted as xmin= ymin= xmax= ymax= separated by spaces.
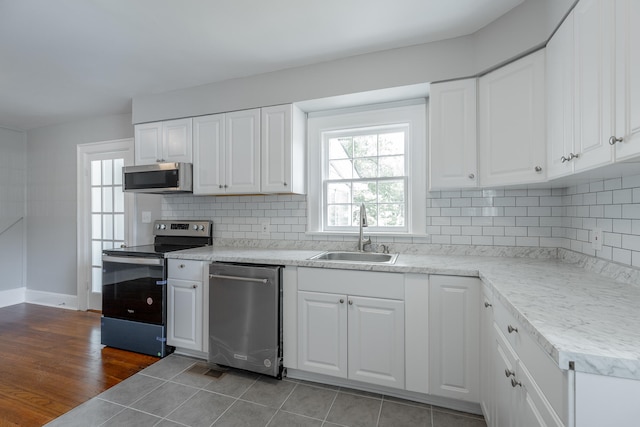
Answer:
xmin=179 ymin=264 xmax=185 ymax=268
xmin=339 ymin=299 xmax=344 ymax=304
xmin=507 ymin=325 xmax=518 ymax=334
xmin=511 ymin=377 xmax=522 ymax=388
xmin=484 ymin=302 xmax=492 ymax=308
xmin=505 ymin=369 xmax=515 ymax=378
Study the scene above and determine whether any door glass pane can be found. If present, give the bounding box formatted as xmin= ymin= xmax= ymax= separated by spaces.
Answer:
xmin=102 ymin=187 xmax=113 ymax=213
xmin=102 ymin=159 xmax=113 ymax=186
xmin=91 ymin=188 xmax=101 ymax=213
xmin=103 ymin=214 xmax=113 ymax=240
xmin=114 ymin=186 xmax=124 ymax=212
xmin=92 ymin=241 xmax=102 ymax=266
xmin=92 ymin=214 xmax=102 ymax=239
xmin=92 ymin=267 xmax=102 ymax=293
xmin=91 ymin=160 xmax=101 ymax=186
xmin=114 ymin=214 xmax=124 ymax=241
xmin=113 ymin=158 xmax=124 ymax=185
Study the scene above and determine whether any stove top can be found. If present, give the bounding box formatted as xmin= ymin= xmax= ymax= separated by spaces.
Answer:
xmin=103 ymin=243 xmax=206 ymax=257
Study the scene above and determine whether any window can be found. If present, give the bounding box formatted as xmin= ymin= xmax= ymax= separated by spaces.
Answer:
xmin=308 ymin=101 xmax=426 ymax=235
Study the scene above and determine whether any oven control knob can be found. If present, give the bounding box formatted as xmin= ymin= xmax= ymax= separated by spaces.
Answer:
xmin=198 ymin=225 xmax=205 ymax=231
xmin=155 ymin=224 xmax=160 ymax=230
xmin=193 ymin=225 xmax=198 ymax=230
xmin=159 ymin=224 xmax=166 ymax=230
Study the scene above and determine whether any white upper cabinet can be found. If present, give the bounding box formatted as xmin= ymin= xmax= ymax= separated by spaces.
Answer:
xmin=429 ymin=79 xmax=478 ymax=189
xmin=193 ymin=114 xmax=225 ymax=194
xmin=479 ymin=50 xmax=546 ymax=187
xmin=261 ymin=104 xmax=306 ymax=194
xmin=193 ymin=109 xmax=261 ymax=195
xmin=134 ymin=118 xmax=192 ymax=165
xmin=573 ymin=0 xmax=616 ymax=172
xmin=546 ymin=10 xmax=576 ymax=179
xmin=614 ymin=0 xmax=640 ymax=161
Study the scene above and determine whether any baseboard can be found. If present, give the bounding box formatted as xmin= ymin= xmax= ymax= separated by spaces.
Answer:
xmin=25 ymin=289 xmax=78 ymax=310
xmin=0 ymin=287 xmax=27 ymax=308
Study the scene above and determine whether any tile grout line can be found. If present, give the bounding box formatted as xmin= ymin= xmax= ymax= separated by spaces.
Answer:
xmin=376 ymin=395 xmax=385 ymax=426
xmin=321 ymin=387 xmax=341 ymax=427
xmin=264 ymin=381 xmax=300 ymax=426
xmin=207 ymin=372 xmax=262 ymax=427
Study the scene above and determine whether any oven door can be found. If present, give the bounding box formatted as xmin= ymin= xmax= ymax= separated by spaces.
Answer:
xmin=102 ymin=254 xmax=166 ymax=325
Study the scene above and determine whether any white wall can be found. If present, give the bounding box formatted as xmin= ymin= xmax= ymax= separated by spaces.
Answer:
xmin=0 ymin=127 xmax=26 ymax=291
xmin=26 ymin=114 xmax=134 ymax=295
xmin=132 ymin=0 xmax=575 ymax=124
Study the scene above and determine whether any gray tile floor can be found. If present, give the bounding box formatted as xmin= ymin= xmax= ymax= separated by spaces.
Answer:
xmin=45 ymin=355 xmax=487 ymax=427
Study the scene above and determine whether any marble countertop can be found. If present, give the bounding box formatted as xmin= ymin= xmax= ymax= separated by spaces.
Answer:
xmin=168 ymin=246 xmax=640 ymax=380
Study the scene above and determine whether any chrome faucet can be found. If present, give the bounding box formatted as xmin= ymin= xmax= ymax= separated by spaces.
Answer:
xmin=358 ymin=203 xmax=371 ymax=252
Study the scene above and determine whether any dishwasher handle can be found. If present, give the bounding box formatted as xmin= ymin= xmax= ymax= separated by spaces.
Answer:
xmin=209 ymin=273 xmax=269 ymax=284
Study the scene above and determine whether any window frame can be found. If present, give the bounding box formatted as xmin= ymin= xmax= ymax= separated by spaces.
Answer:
xmin=307 ymin=100 xmax=427 ymax=236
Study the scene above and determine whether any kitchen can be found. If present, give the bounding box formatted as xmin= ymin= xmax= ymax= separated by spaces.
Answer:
xmin=1 ymin=0 xmax=640 ymax=426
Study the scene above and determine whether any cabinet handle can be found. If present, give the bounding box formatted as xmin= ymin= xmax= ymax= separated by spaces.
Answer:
xmin=561 ymin=155 xmax=569 ymax=163
xmin=484 ymin=302 xmax=492 ymax=308
xmin=507 ymin=325 xmax=518 ymax=334
xmin=511 ymin=377 xmax=522 ymax=388
xmin=283 ymin=182 xmax=288 ymax=186
xmin=468 ymin=173 xmax=475 ymax=179
xmin=505 ymin=368 xmax=515 ymax=378
xmin=609 ymin=136 xmax=623 ymax=145
xmin=224 ymin=185 xmax=228 ymax=188
xmin=348 ymin=300 xmax=353 ymax=305
xmin=534 ymin=166 xmax=542 ymax=172
xmin=568 ymin=152 xmax=579 ymax=160
xmin=179 ymin=264 xmax=185 ymax=268
xmin=219 ymin=185 xmax=223 ymax=189
xmin=192 ymin=284 xmax=198 ymax=289
xmin=339 ymin=299 xmax=344 ymax=304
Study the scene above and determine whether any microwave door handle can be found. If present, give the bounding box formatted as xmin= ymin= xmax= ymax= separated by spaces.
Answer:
xmin=102 ymin=255 xmax=164 ymax=266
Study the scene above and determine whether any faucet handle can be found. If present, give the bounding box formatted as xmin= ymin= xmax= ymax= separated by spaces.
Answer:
xmin=379 ymin=244 xmax=390 ymax=254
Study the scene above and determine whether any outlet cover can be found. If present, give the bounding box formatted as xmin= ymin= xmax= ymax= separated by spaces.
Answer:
xmin=141 ymin=211 xmax=152 ymax=224
xmin=591 ymin=228 xmax=603 ymax=251
xmin=259 ymin=220 xmax=270 ymax=237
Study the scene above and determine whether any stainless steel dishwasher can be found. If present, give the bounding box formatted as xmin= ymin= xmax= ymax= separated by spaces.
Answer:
xmin=208 ymin=262 xmax=283 ymax=378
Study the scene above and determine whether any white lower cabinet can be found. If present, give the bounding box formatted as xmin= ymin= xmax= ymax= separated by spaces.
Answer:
xmin=167 ymin=259 xmax=209 ymax=354
xmin=296 ymin=267 xmax=405 ymax=389
xmin=429 ymin=275 xmax=481 ymax=403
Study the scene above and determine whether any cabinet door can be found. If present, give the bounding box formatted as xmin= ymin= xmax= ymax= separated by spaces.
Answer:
xmin=429 ymin=79 xmax=478 ymax=189
xmin=297 ymin=291 xmax=348 ymax=378
xmin=226 ymin=109 xmax=261 ymax=193
xmin=193 ymin=114 xmax=226 ymax=195
xmin=163 ymin=118 xmax=192 ymax=163
xmin=479 ymin=50 xmax=546 ymax=186
xmin=494 ymin=324 xmax=518 ymax=427
xmin=614 ymin=0 xmax=640 ymax=161
xmin=348 ymin=296 xmax=405 ymax=389
xmin=261 ymin=104 xmax=306 ymax=194
xmin=134 ymin=122 xmax=163 ymax=165
xmin=480 ymin=289 xmax=494 ymax=424
xmin=429 ymin=275 xmax=480 ymax=402
xmin=167 ymin=278 xmax=203 ymax=351
xmin=573 ymin=0 xmax=615 ymax=171
xmin=546 ymin=11 xmax=575 ymax=179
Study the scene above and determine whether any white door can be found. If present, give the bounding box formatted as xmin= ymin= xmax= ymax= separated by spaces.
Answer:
xmin=429 ymin=275 xmax=481 ymax=402
xmin=297 ymin=291 xmax=348 ymax=378
xmin=261 ymin=104 xmax=292 ymax=193
xmin=193 ymin=114 xmax=226 ymax=194
xmin=77 ymin=139 xmax=134 ymax=311
xmin=429 ymin=79 xmax=478 ymax=189
xmin=348 ymin=296 xmax=405 ymax=389
xmin=226 ymin=108 xmax=261 ymax=193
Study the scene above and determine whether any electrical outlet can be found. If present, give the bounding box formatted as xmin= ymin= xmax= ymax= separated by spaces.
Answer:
xmin=591 ymin=228 xmax=603 ymax=251
xmin=259 ymin=220 xmax=270 ymax=236
xmin=141 ymin=211 xmax=152 ymax=224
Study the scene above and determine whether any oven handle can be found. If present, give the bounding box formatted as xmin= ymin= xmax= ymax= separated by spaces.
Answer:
xmin=209 ymin=274 xmax=268 ymax=284
xmin=102 ymin=255 xmax=164 ymax=266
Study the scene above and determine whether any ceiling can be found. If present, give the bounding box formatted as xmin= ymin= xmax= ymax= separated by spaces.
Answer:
xmin=0 ymin=0 xmax=524 ymax=131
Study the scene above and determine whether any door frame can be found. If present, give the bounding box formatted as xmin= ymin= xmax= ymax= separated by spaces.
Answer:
xmin=76 ymin=138 xmax=134 ymax=311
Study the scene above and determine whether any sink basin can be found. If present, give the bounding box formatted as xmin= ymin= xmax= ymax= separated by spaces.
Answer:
xmin=309 ymin=251 xmax=398 ymax=264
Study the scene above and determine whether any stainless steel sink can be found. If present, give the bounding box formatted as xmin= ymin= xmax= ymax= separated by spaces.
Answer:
xmin=309 ymin=251 xmax=398 ymax=264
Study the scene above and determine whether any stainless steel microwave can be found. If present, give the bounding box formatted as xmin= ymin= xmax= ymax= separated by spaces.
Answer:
xmin=123 ymin=162 xmax=193 ymax=194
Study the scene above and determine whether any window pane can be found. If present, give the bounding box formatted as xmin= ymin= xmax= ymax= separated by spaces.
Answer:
xmin=103 ymin=241 xmax=115 ymax=250
xmin=102 ymin=159 xmax=113 ymax=186
xmin=378 ymin=180 xmax=405 ymax=203
xmin=327 ymin=182 xmax=351 ymax=204
xmin=378 ymin=132 xmax=405 ymax=155
xmin=114 ymin=186 xmax=124 ymax=213
xmin=91 ymin=187 xmax=101 ymax=213
xmin=114 ymin=214 xmax=125 ymax=241
xmin=328 ymin=137 xmax=352 ymax=159
xmin=378 ymin=155 xmax=405 ymax=177
xmin=103 ymin=214 xmax=113 ymax=240
xmin=327 ymin=204 xmax=352 ymax=227
xmin=91 ymin=160 xmax=101 ymax=186
xmin=353 ymin=134 xmax=377 ymax=158
xmin=328 ymin=160 xmax=353 ymax=179
xmin=113 ymin=158 xmax=124 ymax=185
xmin=353 ymin=181 xmax=377 ymax=203
xmin=91 ymin=240 xmax=102 ymax=266
xmin=92 ymin=267 xmax=102 ymax=293
xmin=102 ymin=187 xmax=113 ymax=213
xmin=353 ymin=158 xmax=378 ymax=178
xmin=378 ymin=204 xmax=405 ymax=226
xmin=92 ymin=214 xmax=101 ymax=239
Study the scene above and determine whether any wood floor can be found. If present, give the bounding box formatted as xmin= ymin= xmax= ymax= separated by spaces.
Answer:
xmin=0 ymin=303 xmax=158 ymax=427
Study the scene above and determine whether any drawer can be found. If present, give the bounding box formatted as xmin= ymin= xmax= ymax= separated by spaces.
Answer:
xmin=494 ymin=298 xmax=569 ymax=424
xmin=168 ymin=259 xmax=205 ymax=281
xmin=298 ymin=267 xmax=403 ymax=300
